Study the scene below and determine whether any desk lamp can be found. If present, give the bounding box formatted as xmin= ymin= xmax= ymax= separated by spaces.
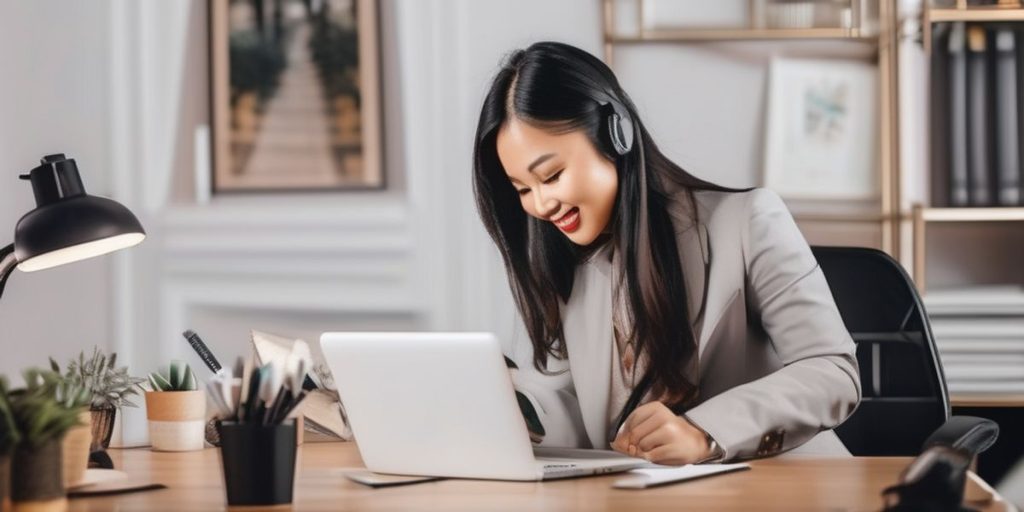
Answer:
xmin=0 ymin=153 xmax=145 ymax=299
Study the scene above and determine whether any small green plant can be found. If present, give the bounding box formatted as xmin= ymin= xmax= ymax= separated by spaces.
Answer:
xmin=0 ymin=376 xmax=20 ymax=456
xmin=147 ymin=360 xmax=197 ymax=392
xmin=3 ymin=369 xmax=83 ymax=449
xmin=50 ymin=346 xmax=145 ymax=410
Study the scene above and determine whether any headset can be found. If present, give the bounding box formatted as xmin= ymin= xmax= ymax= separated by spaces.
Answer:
xmin=590 ymin=86 xmax=635 ymax=156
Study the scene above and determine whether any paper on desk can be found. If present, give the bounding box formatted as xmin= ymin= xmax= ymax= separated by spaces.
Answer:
xmin=612 ymin=463 xmax=750 ymax=489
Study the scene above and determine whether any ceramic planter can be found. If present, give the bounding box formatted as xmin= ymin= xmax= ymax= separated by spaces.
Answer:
xmin=10 ymin=438 xmax=65 ymax=512
xmin=89 ymin=407 xmax=117 ymax=452
xmin=60 ymin=411 xmax=91 ymax=488
xmin=145 ymin=390 xmax=205 ymax=452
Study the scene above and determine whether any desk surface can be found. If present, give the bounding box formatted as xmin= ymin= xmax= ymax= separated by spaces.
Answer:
xmin=69 ymin=442 xmax=1011 ymax=511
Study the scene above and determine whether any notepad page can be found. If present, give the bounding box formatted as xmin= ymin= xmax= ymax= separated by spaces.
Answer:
xmin=612 ymin=463 xmax=750 ymax=489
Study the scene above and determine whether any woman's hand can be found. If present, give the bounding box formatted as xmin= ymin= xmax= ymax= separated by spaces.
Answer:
xmin=611 ymin=402 xmax=710 ymax=465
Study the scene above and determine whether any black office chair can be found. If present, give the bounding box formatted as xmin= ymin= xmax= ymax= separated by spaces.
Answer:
xmin=811 ymin=246 xmax=998 ymax=459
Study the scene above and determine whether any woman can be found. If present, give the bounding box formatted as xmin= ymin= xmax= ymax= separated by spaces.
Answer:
xmin=472 ymin=41 xmax=861 ymax=465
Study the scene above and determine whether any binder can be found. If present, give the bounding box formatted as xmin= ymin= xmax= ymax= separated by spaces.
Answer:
xmin=995 ymin=28 xmax=1020 ymax=206
xmin=966 ymin=25 xmax=992 ymax=206
xmin=949 ymin=23 xmax=970 ymax=207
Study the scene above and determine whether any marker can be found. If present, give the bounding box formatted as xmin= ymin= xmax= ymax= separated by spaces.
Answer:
xmin=183 ymin=329 xmax=222 ymax=373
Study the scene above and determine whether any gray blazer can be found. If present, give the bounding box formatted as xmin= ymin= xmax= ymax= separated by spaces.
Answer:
xmin=509 ymin=187 xmax=862 ymax=461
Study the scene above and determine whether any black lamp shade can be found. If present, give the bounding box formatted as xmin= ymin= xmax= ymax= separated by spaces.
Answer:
xmin=12 ymin=154 xmax=145 ymax=272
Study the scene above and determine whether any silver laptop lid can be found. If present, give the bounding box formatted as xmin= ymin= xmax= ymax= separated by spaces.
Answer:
xmin=320 ymin=332 xmax=540 ymax=480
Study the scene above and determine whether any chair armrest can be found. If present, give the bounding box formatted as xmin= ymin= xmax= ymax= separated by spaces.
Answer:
xmin=922 ymin=416 xmax=999 ymax=458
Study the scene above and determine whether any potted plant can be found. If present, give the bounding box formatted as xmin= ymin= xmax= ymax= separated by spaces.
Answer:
xmin=145 ymin=361 xmax=205 ymax=452
xmin=53 ymin=375 xmax=91 ymax=488
xmin=50 ymin=347 xmax=145 ymax=452
xmin=2 ymin=369 xmax=82 ymax=511
xmin=0 ymin=377 xmax=19 ymax=512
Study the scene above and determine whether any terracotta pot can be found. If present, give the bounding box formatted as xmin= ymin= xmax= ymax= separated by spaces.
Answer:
xmin=89 ymin=408 xmax=116 ymax=452
xmin=60 ymin=411 xmax=91 ymax=488
xmin=145 ymin=391 xmax=205 ymax=452
xmin=10 ymin=438 xmax=66 ymax=512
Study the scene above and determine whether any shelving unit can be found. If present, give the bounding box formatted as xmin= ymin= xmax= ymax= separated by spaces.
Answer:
xmin=912 ymin=205 xmax=1024 ymax=292
xmin=914 ymin=2 xmax=1024 ymax=291
xmin=923 ymin=2 xmax=1024 ymax=53
xmin=601 ymin=0 xmax=902 ymax=255
xmin=918 ymin=2 xmax=1024 ymax=411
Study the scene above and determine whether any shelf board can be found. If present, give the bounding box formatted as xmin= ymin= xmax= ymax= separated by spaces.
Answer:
xmin=920 ymin=207 xmax=1024 ymax=222
xmin=951 ymin=394 xmax=1024 ymax=408
xmin=792 ymin=212 xmax=888 ymax=223
xmin=608 ymin=27 xmax=876 ymax=43
xmin=930 ymin=7 xmax=1024 ymax=23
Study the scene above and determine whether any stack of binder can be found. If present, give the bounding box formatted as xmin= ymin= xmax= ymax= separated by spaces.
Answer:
xmin=932 ymin=23 xmax=1024 ymax=207
xmin=924 ymin=286 xmax=1024 ymax=394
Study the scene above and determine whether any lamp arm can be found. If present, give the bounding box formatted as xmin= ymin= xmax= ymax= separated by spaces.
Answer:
xmin=0 ymin=243 xmax=15 ymax=300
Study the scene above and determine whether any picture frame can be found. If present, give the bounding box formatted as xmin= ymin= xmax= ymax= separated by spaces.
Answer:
xmin=209 ymin=0 xmax=384 ymax=193
xmin=763 ymin=57 xmax=878 ymax=200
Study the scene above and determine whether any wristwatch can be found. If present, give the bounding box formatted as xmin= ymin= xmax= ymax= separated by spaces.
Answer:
xmin=698 ymin=432 xmax=724 ymax=464
xmin=685 ymin=415 xmax=724 ymax=464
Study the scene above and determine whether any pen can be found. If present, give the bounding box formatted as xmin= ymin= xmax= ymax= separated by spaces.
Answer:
xmin=183 ymin=329 xmax=223 ymax=373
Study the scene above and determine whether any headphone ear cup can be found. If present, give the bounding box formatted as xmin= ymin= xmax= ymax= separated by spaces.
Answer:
xmin=606 ymin=111 xmax=633 ymax=156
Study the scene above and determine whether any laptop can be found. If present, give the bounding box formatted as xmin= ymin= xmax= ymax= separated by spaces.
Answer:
xmin=320 ymin=332 xmax=647 ymax=481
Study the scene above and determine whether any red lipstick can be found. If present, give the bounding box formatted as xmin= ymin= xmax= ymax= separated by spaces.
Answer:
xmin=553 ymin=208 xmax=580 ymax=233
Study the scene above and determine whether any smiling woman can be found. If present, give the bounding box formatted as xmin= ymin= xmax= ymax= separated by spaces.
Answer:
xmin=471 ymin=41 xmax=861 ymax=466
xmin=496 ymin=123 xmax=617 ymax=244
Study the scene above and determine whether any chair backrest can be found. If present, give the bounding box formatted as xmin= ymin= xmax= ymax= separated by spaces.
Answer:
xmin=811 ymin=246 xmax=950 ymax=456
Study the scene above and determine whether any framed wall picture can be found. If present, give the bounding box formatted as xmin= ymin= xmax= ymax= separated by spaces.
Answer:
xmin=763 ymin=57 xmax=877 ymax=200
xmin=210 ymin=0 xmax=383 ymax=193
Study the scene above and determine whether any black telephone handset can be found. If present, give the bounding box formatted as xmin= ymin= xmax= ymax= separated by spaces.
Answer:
xmin=881 ymin=416 xmax=999 ymax=512
xmin=881 ymin=445 xmax=974 ymax=512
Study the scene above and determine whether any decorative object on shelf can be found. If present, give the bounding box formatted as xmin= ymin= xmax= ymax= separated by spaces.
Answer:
xmin=2 ymin=369 xmax=85 ymax=511
xmin=50 ymin=348 xmax=145 ymax=452
xmin=0 ymin=153 xmax=145 ymax=300
xmin=209 ymin=0 xmax=383 ymax=193
xmin=208 ymin=354 xmax=310 ymax=506
xmin=145 ymin=361 xmax=206 ymax=452
xmin=763 ymin=57 xmax=879 ymax=200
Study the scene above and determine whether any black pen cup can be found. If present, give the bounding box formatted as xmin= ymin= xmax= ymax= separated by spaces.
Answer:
xmin=218 ymin=420 xmax=297 ymax=506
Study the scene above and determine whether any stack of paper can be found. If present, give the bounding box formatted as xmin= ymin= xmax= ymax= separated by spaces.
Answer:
xmin=924 ymin=286 xmax=1024 ymax=394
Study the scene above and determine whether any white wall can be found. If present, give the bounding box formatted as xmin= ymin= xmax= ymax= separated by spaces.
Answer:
xmin=0 ymin=1 xmax=116 ymax=378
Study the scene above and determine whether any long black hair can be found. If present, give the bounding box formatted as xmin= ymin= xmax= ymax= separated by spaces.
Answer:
xmin=473 ymin=41 xmax=748 ymax=407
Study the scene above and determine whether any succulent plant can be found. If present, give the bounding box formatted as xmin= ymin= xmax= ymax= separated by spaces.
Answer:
xmin=50 ymin=347 xmax=145 ymax=410
xmin=148 ymin=360 xmax=197 ymax=392
xmin=3 ymin=369 xmax=84 ymax=449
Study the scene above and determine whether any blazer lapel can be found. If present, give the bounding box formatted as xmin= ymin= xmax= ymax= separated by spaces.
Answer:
xmin=562 ymin=246 xmax=613 ymax=449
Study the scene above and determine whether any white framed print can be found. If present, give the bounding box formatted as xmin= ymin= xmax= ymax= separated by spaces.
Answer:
xmin=763 ymin=57 xmax=878 ymax=200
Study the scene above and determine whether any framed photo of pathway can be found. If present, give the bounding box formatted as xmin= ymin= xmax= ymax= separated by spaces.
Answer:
xmin=210 ymin=0 xmax=383 ymax=193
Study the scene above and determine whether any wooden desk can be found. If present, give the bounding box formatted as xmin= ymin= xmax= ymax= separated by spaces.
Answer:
xmin=67 ymin=443 xmax=1012 ymax=511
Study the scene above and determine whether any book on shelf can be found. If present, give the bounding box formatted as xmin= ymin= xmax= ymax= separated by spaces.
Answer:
xmin=949 ymin=22 xmax=971 ymax=207
xmin=995 ymin=28 xmax=1021 ymax=206
xmin=930 ymin=317 xmax=1024 ymax=338
xmin=924 ymin=285 xmax=1024 ymax=315
xmin=967 ymin=25 xmax=992 ymax=206
xmin=945 ymin=365 xmax=1024 ymax=380
xmin=945 ymin=381 xmax=1024 ymax=394
xmin=940 ymin=353 xmax=1024 ymax=365
xmin=934 ymin=23 xmax=1024 ymax=207
xmin=937 ymin=339 xmax=1024 ymax=353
